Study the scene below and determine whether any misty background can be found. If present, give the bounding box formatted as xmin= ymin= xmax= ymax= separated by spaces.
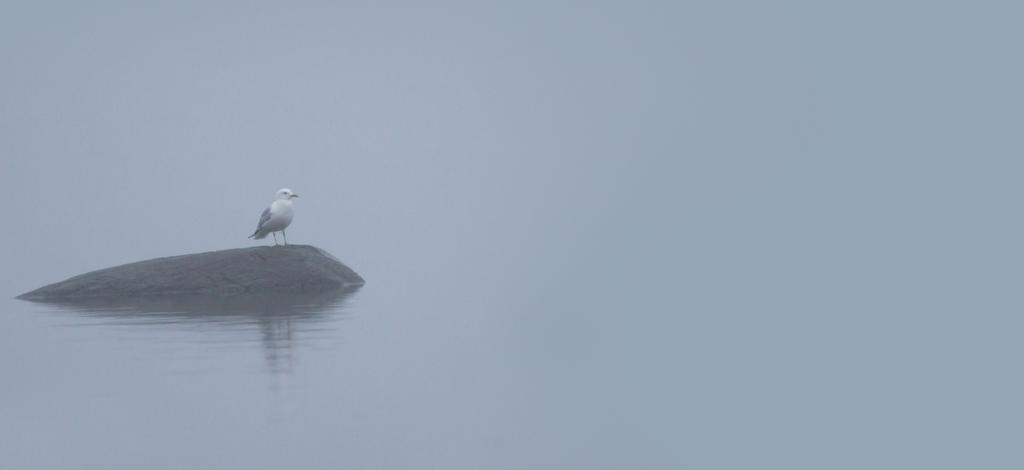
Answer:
xmin=1 ymin=1 xmax=1022 ymax=469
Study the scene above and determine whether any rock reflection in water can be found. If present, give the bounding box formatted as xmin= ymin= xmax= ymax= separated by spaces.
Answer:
xmin=20 ymin=287 xmax=360 ymax=375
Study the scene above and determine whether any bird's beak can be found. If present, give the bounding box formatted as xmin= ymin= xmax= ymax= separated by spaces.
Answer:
xmin=291 ymin=194 xmax=299 ymax=198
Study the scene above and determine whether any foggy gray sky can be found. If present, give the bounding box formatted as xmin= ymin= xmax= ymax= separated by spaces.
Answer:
xmin=1 ymin=1 xmax=1023 ymax=468
xmin=5 ymin=1 xmax=1019 ymax=297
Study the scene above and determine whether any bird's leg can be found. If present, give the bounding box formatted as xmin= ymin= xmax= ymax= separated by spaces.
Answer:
xmin=272 ymin=232 xmax=279 ymax=246
xmin=283 ymin=230 xmax=288 ymax=245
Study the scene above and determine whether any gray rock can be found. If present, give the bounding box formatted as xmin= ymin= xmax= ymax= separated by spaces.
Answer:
xmin=17 ymin=245 xmax=364 ymax=300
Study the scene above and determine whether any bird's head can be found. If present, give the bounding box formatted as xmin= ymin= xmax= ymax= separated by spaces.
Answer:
xmin=276 ymin=188 xmax=299 ymax=200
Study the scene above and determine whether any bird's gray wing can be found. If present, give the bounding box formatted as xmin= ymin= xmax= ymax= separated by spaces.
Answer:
xmin=254 ymin=207 xmax=272 ymax=232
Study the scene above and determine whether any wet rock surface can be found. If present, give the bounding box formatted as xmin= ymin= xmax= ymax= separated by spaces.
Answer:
xmin=18 ymin=245 xmax=364 ymax=300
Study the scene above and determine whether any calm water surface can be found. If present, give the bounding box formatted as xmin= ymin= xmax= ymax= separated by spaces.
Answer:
xmin=1 ymin=254 xmax=665 ymax=469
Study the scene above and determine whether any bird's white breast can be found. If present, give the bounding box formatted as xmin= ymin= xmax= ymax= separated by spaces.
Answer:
xmin=263 ymin=200 xmax=294 ymax=232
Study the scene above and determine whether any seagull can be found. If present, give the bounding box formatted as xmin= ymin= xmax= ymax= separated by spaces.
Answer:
xmin=249 ymin=188 xmax=299 ymax=245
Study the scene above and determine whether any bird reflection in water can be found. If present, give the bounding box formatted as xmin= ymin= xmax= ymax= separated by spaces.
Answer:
xmin=22 ymin=288 xmax=360 ymax=377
